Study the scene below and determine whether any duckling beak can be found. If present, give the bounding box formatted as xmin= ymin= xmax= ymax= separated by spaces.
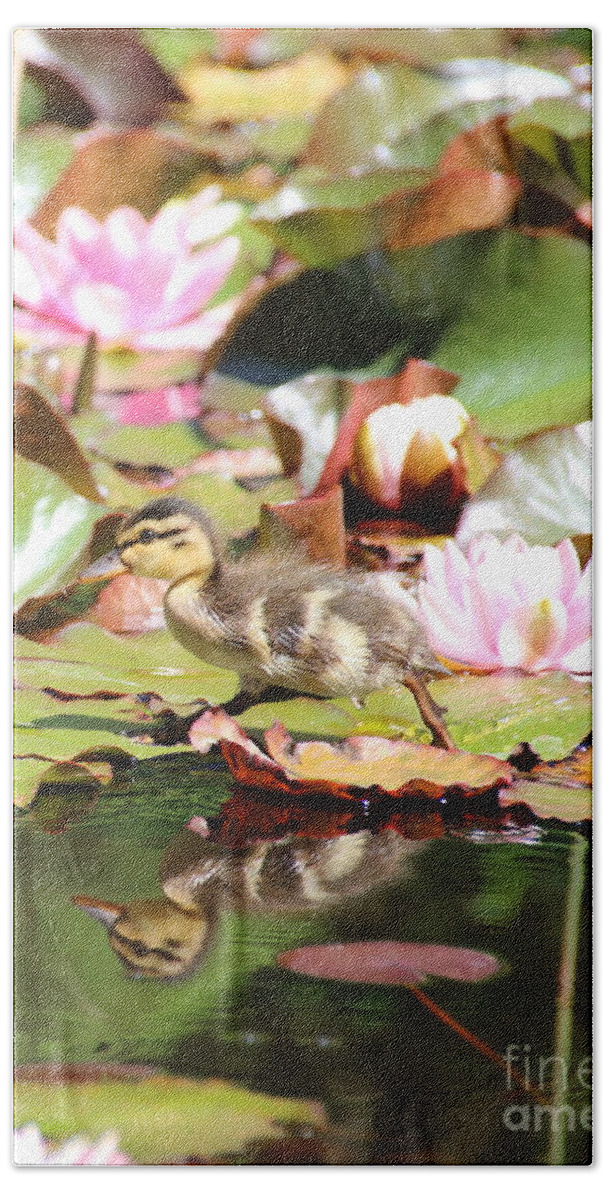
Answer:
xmin=78 ymin=549 xmax=127 ymax=583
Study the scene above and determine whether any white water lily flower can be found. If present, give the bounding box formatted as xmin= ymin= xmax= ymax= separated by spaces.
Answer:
xmin=457 ymin=423 xmax=591 ymax=547
xmin=14 ymin=1123 xmax=131 ymax=1165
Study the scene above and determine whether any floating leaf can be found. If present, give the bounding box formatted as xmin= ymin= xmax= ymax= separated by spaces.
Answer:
xmin=21 ymin=28 xmax=181 ymax=125
xmin=254 ymin=166 xmax=520 ymax=267
xmin=14 ymin=578 xmax=106 ymax=640
xmin=176 ymin=52 xmax=349 ymax=123
xmin=500 ymin=738 xmax=592 ymax=823
xmin=278 ymin=940 xmax=501 ymax=985
xmin=433 ymin=231 xmax=592 ymax=438
xmin=14 ymin=1065 xmax=325 ymax=1164
xmin=32 ymin=128 xmax=208 ymax=237
xmin=215 ymin=253 xmax=410 ymax=385
xmin=499 ymin=781 xmax=591 ymax=823
xmin=509 ymin=97 xmax=591 ymax=198
xmin=189 ymin=709 xmax=512 ymax=803
xmin=457 ymin=423 xmax=591 ymax=546
xmin=256 ymin=28 xmax=507 ymax=70
xmin=431 ymin=672 xmax=591 ymax=761
xmin=13 ymin=682 xmax=182 ymax=791
xmin=439 ymin=109 xmax=590 ymax=232
xmin=140 ymin=27 xmax=216 ymax=75
xmin=14 ymin=383 xmax=104 ymax=503
xmin=15 ymin=624 xmax=237 ymax=705
xmin=14 ymin=457 xmax=102 ymax=606
xmin=237 ymin=670 xmax=591 ymax=764
xmin=13 ymin=125 xmax=75 ymax=222
xmin=304 ymin=64 xmax=453 ymax=173
xmin=259 ymin=487 xmax=347 ymax=567
xmin=440 ymin=58 xmax=573 ymax=108
xmin=94 ymin=444 xmax=282 ymax=491
xmin=16 ymin=750 xmax=132 ymax=822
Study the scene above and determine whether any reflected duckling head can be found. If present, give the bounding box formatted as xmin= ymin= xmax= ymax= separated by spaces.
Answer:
xmin=72 ymin=893 xmax=215 ymax=982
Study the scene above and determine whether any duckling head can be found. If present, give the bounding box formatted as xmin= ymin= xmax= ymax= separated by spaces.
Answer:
xmin=72 ymin=893 xmax=215 ymax=981
xmin=115 ymin=498 xmax=220 ymax=584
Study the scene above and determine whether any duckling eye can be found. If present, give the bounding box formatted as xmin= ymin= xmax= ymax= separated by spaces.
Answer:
xmin=139 ymin=529 xmax=156 ymax=544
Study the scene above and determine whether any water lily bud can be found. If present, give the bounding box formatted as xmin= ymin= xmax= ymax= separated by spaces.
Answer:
xmin=350 ymin=395 xmax=470 ymax=511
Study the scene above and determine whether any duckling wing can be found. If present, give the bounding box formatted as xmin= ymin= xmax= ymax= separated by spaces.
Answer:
xmin=191 ymin=554 xmax=437 ymax=696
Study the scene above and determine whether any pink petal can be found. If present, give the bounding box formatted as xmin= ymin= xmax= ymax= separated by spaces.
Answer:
xmin=102 ymin=383 xmax=202 ymax=425
xmin=159 ymin=236 xmax=240 ymax=321
xmin=559 ymin=637 xmax=592 ymax=674
xmin=70 ymin=281 xmax=134 ymax=342
xmin=56 ymin=206 xmax=105 ymax=264
xmin=133 ymin=299 xmax=237 ymax=351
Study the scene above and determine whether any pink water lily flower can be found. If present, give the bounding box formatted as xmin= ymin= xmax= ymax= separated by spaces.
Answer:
xmin=14 ymin=1123 xmax=131 ymax=1165
xmin=14 ymin=187 xmax=240 ymax=352
xmin=418 ymin=535 xmax=591 ymax=675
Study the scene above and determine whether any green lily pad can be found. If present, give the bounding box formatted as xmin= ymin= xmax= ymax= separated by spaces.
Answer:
xmin=13 ymin=684 xmax=196 ymax=807
xmin=253 ymin=168 xmax=446 ymax=267
xmin=15 ymin=625 xmax=237 ymax=704
xmin=432 ymin=672 xmax=591 ymax=760
xmin=14 ymin=1068 xmax=325 ymax=1163
xmin=14 ymin=126 xmax=75 ymax=221
xmin=217 ymin=228 xmax=590 ymax=416
xmin=14 ymin=457 xmax=103 ymax=607
xmin=304 ymin=64 xmax=452 ymax=174
xmin=499 ymin=779 xmax=591 ymax=823
xmin=260 ymin=27 xmax=507 ymax=68
xmin=241 ymin=672 xmax=590 ymax=762
xmin=140 ymin=27 xmax=216 ymax=75
xmin=509 ymin=97 xmax=591 ymax=197
xmin=434 ymin=231 xmax=591 ymax=438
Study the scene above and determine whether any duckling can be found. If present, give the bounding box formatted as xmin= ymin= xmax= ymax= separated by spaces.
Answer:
xmin=72 ymin=824 xmax=419 ymax=982
xmin=86 ymin=497 xmax=453 ymax=748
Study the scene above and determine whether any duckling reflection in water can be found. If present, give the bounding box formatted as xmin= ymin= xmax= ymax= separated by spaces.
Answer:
xmin=73 ymin=824 xmax=420 ymax=982
xmin=83 ymin=498 xmax=453 ymax=749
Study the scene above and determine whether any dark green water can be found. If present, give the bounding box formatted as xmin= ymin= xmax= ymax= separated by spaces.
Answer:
xmin=14 ymin=754 xmax=591 ymax=1165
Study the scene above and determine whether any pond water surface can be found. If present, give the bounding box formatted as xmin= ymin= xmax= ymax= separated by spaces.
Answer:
xmin=14 ymin=752 xmax=591 ymax=1165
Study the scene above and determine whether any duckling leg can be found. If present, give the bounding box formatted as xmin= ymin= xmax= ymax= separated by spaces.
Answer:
xmin=400 ymin=669 xmax=455 ymax=751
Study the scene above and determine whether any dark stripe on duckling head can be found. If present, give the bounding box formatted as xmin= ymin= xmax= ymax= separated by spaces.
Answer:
xmin=111 ymin=929 xmax=181 ymax=963
xmin=117 ymin=525 xmax=190 ymax=551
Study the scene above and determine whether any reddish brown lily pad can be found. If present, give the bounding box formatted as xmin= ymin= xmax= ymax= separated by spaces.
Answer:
xmin=259 ymin=485 xmax=346 ymax=566
xmin=14 ymin=382 xmax=104 ymax=503
xmin=278 ymin=941 xmax=501 ymax=985
xmin=189 ymin=709 xmax=513 ymax=803
xmin=32 ymin=128 xmax=207 ymax=237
